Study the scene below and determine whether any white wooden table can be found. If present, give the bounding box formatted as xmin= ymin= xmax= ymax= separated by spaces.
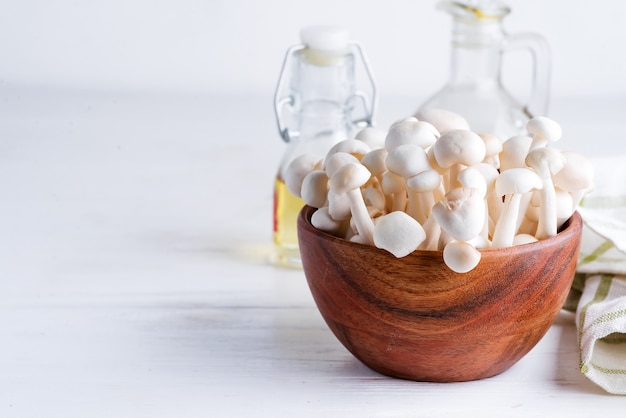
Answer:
xmin=1 ymin=86 xmax=624 ymax=417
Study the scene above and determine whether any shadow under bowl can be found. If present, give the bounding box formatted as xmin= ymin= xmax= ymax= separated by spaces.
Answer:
xmin=297 ymin=205 xmax=582 ymax=382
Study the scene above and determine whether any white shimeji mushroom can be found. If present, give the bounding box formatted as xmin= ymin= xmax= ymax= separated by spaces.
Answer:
xmin=443 ymin=240 xmax=481 ymax=273
xmin=552 ymin=150 xmax=594 ymax=211
xmin=373 ymin=211 xmax=426 ymax=258
xmin=326 ymin=138 xmax=371 ymax=160
xmin=519 ymin=190 xmax=540 ymax=235
xmin=406 ymin=169 xmax=442 ymax=223
xmin=527 ymin=116 xmax=562 ymax=151
xmin=329 ymin=163 xmax=375 ymax=245
xmin=362 ymin=186 xmax=387 ymax=212
xmin=432 ymin=187 xmax=486 ymax=243
xmin=311 ymin=207 xmax=342 ymax=235
xmin=499 ymin=135 xmax=532 ymax=172
xmin=381 ymin=170 xmax=407 ymax=212
xmin=479 ymin=133 xmax=503 ymax=169
xmin=327 ymin=189 xmax=352 ymax=221
xmin=350 ymin=206 xmax=384 ymax=243
xmin=355 ymin=126 xmax=387 ymax=150
xmin=323 ymin=151 xmax=360 ymax=178
xmin=512 ymin=233 xmax=538 ymax=246
xmin=300 ymin=170 xmax=328 ymax=208
xmin=386 ymin=144 xmax=431 ymax=222
xmin=418 ymin=214 xmax=442 ymax=251
xmin=457 ymin=166 xmax=489 ymax=242
xmin=350 ymin=233 xmax=370 ymax=245
xmin=415 ymin=108 xmax=470 ymax=134
xmin=457 ymin=166 xmax=487 ymax=198
xmin=433 ymin=129 xmax=486 ymax=189
xmin=284 ymin=154 xmax=323 ymax=197
xmin=389 ymin=116 xmax=418 ymax=128
xmin=470 ymin=162 xmax=501 ymax=238
xmin=525 ymin=147 xmax=566 ymax=240
xmin=555 ymin=188 xmax=575 ymax=229
xmin=385 ymin=118 xmax=440 ymax=151
xmin=491 ymin=168 xmax=543 ymax=248
xmin=361 ymin=148 xmax=388 ymax=187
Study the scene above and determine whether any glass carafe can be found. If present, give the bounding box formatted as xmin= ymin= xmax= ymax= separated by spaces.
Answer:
xmin=417 ymin=0 xmax=550 ymax=139
xmin=272 ymin=25 xmax=377 ymax=268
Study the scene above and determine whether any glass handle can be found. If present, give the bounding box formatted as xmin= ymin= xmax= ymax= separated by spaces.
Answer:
xmin=503 ymin=32 xmax=551 ymax=118
xmin=350 ymin=41 xmax=378 ymax=127
xmin=274 ymin=44 xmax=304 ymax=143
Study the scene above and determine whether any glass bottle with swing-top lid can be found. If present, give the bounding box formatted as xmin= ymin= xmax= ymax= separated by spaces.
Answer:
xmin=272 ymin=25 xmax=377 ymax=267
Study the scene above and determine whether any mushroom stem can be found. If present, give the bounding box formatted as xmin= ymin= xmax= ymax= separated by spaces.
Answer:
xmin=418 ymin=214 xmax=441 ymax=251
xmin=525 ymin=147 xmax=565 ymax=240
xmin=491 ymin=193 xmax=523 ymax=248
xmin=329 ymin=163 xmax=376 ymax=245
xmin=535 ymin=175 xmax=558 ymax=239
xmin=346 ymin=187 xmax=375 ymax=244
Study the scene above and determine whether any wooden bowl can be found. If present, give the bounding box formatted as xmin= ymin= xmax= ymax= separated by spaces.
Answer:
xmin=297 ymin=205 xmax=582 ymax=382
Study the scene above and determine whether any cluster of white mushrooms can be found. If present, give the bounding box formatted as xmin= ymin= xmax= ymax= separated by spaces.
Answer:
xmin=285 ymin=109 xmax=594 ymax=273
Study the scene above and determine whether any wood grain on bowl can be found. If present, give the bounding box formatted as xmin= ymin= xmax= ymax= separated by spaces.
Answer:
xmin=297 ymin=205 xmax=582 ymax=382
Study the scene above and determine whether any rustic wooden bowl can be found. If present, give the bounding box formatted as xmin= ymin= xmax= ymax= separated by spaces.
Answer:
xmin=297 ymin=205 xmax=582 ymax=382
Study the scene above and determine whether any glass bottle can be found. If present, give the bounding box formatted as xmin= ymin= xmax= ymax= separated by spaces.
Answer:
xmin=272 ymin=25 xmax=377 ymax=268
xmin=417 ymin=0 xmax=550 ymax=139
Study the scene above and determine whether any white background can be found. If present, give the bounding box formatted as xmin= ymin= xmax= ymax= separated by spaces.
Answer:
xmin=3 ymin=2 xmax=626 ymax=416
xmin=1 ymin=0 xmax=625 ymax=101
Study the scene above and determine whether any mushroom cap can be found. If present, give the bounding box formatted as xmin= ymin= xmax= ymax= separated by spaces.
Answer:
xmin=442 ymin=240 xmax=481 ymax=273
xmin=432 ymin=188 xmax=485 ymax=241
xmin=311 ymin=207 xmax=341 ymax=234
xmin=373 ymin=211 xmax=426 ymax=258
xmin=381 ymin=171 xmax=406 ymax=194
xmin=471 ymin=162 xmax=499 ymax=188
xmin=525 ymin=147 xmax=566 ymax=178
xmin=415 ymin=108 xmax=470 ymax=133
xmin=499 ymin=135 xmax=532 ymax=171
xmin=301 ymin=170 xmax=329 ymax=208
xmin=406 ymin=168 xmax=441 ymax=193
xmin=284 ymin=153 xmax=324 ymax=197
xmin=363 ymin=186 xmax=386 ymax=211
xmin=555 ymin=188 xmax=574 ymax=220
xmin=479 ymin=133 xmax=503 ymax=157
xmin=552 ymin=150 xmax=594 ymax=192
xmin=327 ymin=189 xmax=351 ymax=220
xmin=385 ymin=119 xmax=439 ymax=151
xmin=326 ymin=138 xmax=371 ymax=160
xmin=329 ymin=162 xmax=371 ymax=195
xmin=427 ymin=146 xmax=447 ymax=175
xmin=385 ymin=144 xmax=430 ymax=178
xmin=527 ymin=116 xmax=562 ymax=142
xmin=495 ymin=167 xmax=543 ymax=197
xmin=323 ymin=152 xmax=360 ymax=178
xmin=433 ymin=129 xmax=486 ymax=169
xmin=513 ymin=233 xmax=538 ymax=246
xmin=360 ymin=148 xmax=388 ymax=177
xmin=457 ymin=166 xmax=487 ymax=197
xmin=355 ymin=126 xmax=387 ymax=150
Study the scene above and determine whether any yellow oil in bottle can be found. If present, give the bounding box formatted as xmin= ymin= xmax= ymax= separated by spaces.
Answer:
xmin=273 ymin=176 xmax=305 ymax=268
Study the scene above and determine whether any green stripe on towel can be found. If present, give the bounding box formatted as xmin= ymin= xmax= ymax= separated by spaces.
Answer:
xmin=579 ymin=274 xmax=614 ymax=374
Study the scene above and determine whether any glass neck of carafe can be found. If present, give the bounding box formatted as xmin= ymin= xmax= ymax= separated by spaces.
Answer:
xmin=448 ymin=18 xmax=504 ymax=86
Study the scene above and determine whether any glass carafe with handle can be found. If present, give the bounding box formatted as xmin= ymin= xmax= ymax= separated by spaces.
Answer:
xmin=417 ymin=0 xmax=550 ymax=139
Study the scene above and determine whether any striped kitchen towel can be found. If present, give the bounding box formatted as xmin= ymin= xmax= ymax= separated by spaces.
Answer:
xmin=565 ymin=155 xmax=626 ymax=395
